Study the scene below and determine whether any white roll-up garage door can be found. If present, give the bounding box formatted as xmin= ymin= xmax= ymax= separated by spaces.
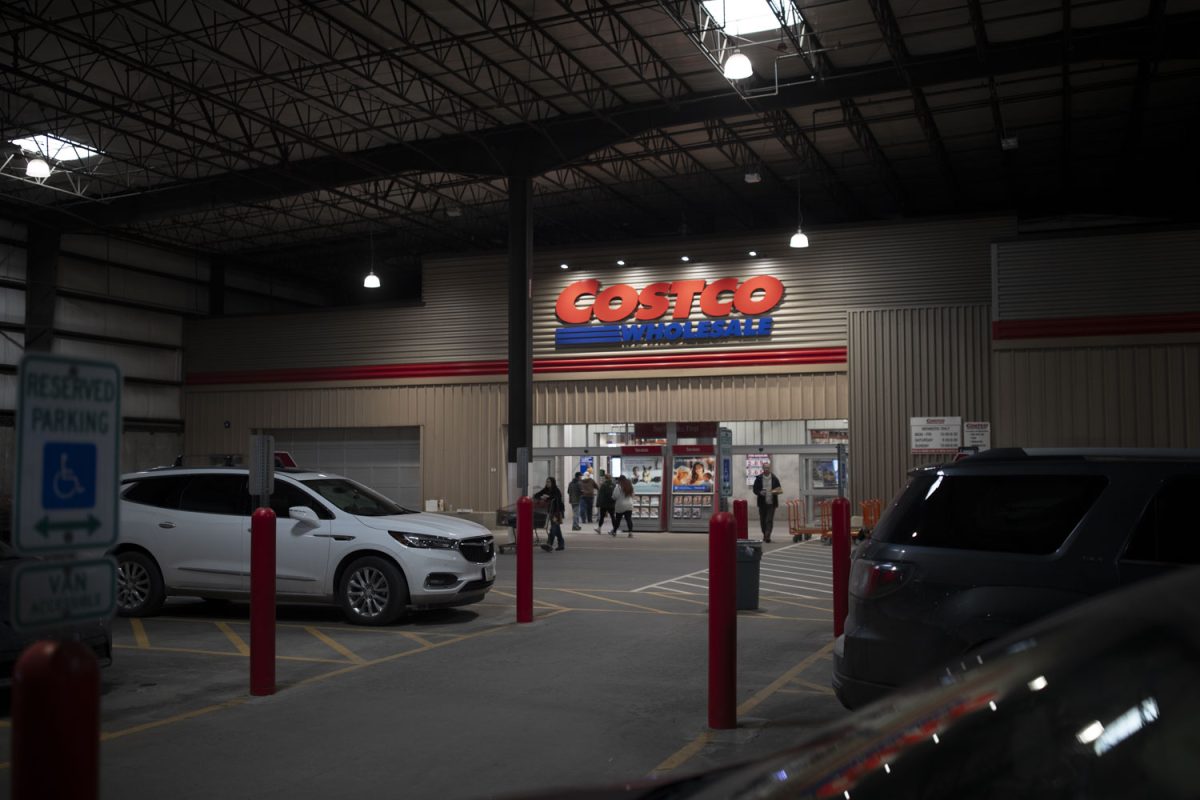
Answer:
xmin=269 ymin=427 xmax=421 ymax=508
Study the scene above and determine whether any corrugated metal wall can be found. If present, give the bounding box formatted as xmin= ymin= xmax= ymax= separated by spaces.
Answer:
xmin=184 ymin=217 xmax=1014 ymax=372
xmin=994 ymin=228 xmax=1200 ymax=320
xmin=994 ymin=343 xmax=1200 ymax=447
xmin=532 ymin=218 xmax=1014 ymax=361
xmin=848 ymin=305 xmax=992 ymax=506
xmin=183 ymin=373 xmax=843 ymax=512
xmin=535 ymin=372 xmax=846 ymax=423
xmin=184 ymin=258 xmax=508 ymax=372
xmin=184 ymin=383 xmax=508 ymax=512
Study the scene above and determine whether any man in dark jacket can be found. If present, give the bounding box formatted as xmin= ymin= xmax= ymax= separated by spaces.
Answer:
xmin=752 ymin=461 xmax=782 ymax=542
xmin=595 ymin=473 xmax=615 ymax=533
xmin=567 ymin=472 xmax=583 ymax=530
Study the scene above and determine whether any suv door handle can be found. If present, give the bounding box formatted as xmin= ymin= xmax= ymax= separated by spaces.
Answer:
xmin=158 ymin=522 xmax=176 ymax=529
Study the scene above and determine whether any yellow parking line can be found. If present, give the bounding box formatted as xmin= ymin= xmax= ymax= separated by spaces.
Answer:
xmin=113 ymin=644 xmax=349 ymax=664
xmin=653 ymin=639 xmax=837 ymax=774
xmin=557 ymin=589 xmax=669 ymax=615
xmin=215 ymin=621 xmax=250 ymax=656
xmin=394 ymin=631 xmax=438 ymax=648
xmin=305 ymin=626 xmax=366 ymax=664
xmin=654 ymin=731 xmax=713 ymax=773
xmin=737 ymin=639 xmax=836 ymax=715
xmin=102 ymin=697 xmax=248 ymax=742
xmin=490 ymin=589 xmax=569 ymax=611
xmin=130 ymin=618 xmax=151 ymax=648
xmin=787 ymin=677 xmax=836 ymax=695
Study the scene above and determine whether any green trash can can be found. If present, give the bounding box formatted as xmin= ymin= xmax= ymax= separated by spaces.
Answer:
xmin=736 ymin=539 xmax=762 ymax=610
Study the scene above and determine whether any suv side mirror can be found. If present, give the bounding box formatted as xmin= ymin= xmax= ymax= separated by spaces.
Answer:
xmin=289 ymin=506 xmax=320 ymax=526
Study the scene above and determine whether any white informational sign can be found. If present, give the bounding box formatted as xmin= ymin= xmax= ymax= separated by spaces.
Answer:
xmin=745 ymin=454 xmax=771 ymax=486
xmin=964 ymin=421 xmax=992 ymax=451
xmin=910 ymin=417 xmax=963 ymax=455
xmin=14 ymin=354 xmax=121 ymax=555
xmin=12 ymin=558 xmax=117 ymax=633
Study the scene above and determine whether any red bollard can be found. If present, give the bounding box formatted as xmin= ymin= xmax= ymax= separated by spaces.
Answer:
xmin=732 ymin=498 xmax=748 ymax=540
xmin=831 ymin=496 xmax=852 ymax=637
xmin=12 ymin=640 xmax=100 ymax=800
xmin=708 ymin=511 xmax=737 ymax=730
xmin=516 ymin=496 xmax=533 ymax=623
xmin=251 ymin=506 xmax=277 ymax=696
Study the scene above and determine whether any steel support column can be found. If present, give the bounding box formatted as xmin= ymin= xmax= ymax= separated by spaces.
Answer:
xmin=24 ymin=225 xmax=60 ymax=353
xmin=506 ymin=174 xmax=534 ymax=466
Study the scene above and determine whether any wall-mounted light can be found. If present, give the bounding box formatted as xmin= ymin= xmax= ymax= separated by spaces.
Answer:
xmin=748 ymin=250 xmax=757 ymax=257
xmin=559 ymin=263 xmax=569 ymax=270
xmin=681 ymin=256 xmax=690 ymax=262
xmin=616 ymin=259 xmax=625 ymax=266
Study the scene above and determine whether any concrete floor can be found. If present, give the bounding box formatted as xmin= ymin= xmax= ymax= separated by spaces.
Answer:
xmin=1 ymin=532 xmax=848 ymax=799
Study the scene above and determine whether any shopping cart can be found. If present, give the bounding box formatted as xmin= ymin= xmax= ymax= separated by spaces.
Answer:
xmin=496 ymin=498 xmax=549 ymax=554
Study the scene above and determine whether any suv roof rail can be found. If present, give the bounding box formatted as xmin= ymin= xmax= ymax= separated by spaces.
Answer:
xmin=957 ymin=447 xmax=1200 ymax=463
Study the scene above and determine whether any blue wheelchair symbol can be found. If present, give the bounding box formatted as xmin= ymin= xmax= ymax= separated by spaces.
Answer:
xmin=42 ymin=443 xmax=97 ymax=510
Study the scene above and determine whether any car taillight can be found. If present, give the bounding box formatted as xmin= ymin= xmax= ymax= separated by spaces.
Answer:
xmin=849 ymin=559 xmax=911 ymax=599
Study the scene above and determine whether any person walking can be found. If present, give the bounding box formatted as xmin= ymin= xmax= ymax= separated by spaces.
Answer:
xmin=595 ymin=473 xmax=615 ymax=533
xmin=567 ymin=472 xmax=583 ymax=530
xmin=610 ymin=474 xmax=635 ymax=537
xmin=579 ymin=471 xmax=598 ymax=524
xmin=752 ymin=461 xmax=783 ymax=542
xmin=532 ymin=477 xmax=566 ymax=551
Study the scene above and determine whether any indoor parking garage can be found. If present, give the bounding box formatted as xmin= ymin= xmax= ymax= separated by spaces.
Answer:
xmin=1 ymin=1 xmax=1199 ymax=798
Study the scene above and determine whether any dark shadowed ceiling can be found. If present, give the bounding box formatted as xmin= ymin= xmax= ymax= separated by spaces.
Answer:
xmin=1 ymin=0 xmax=1198 ymax=292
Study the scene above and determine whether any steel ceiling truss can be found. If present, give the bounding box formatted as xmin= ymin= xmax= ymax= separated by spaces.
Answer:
xmin=863 ymin=0 xmax=963 ymax=204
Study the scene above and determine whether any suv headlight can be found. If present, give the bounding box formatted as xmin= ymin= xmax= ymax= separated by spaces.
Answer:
xmin=390 ymin=531 xmax=458 ymax=549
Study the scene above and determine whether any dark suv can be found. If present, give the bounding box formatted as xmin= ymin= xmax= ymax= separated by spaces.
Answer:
xmin=833 ymin=448 xmax=1200 ymax=709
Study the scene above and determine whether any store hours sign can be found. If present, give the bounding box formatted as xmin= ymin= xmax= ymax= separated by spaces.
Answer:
xmin=554 ymin=276 xmax=784 ymax=348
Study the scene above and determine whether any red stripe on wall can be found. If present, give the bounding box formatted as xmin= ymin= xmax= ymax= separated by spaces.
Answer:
xmin=993 ymin=312 xmax=1200 ymax=340
xmin=186 ymin=347 xmax=847 ymax=385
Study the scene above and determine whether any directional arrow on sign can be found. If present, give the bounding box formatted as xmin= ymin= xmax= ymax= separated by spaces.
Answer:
xmin=35 ymin=514 xmax=102 ymax=542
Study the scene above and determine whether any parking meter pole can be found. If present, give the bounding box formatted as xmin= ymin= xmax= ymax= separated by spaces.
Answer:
xmin=516 ymin=496 xmax=533 ymax=623
xmin=12 ymin=640 xmax=100 ymax=800
xmin=251 ymin=507 xmax=277 ymax=696
xmin=732 ymin=499 xmax=748 ymax=540
xmin=708 ymin=511 xmax=737 ymax=730
xmin=831 ymin=496 xmax=851 ymax=637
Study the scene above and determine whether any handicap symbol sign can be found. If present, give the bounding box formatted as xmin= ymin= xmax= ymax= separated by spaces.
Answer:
xmin=42 ymin=442 xmax=97 ymax=510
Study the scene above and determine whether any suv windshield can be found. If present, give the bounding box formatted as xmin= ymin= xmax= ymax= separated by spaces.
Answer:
xmin=301 ymin=478 xmax=413 ymax=517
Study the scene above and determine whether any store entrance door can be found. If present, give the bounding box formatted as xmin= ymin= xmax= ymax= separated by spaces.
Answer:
xmin=732 ymin=445 xmax=845 ymax=537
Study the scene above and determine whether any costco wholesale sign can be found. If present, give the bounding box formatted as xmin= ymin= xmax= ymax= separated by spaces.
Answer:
xmin=554 ymin=276 xmax=784 ymax=347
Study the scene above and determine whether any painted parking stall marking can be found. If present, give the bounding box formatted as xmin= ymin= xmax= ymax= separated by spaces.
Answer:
xmin=11 ymin=353 xmax=121 ymax=633
xmin=633 ymin=539 xmax=834 ymax=601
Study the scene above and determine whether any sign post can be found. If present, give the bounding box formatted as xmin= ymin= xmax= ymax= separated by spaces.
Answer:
xmin=10 ymin=353 xmax=122 ymax=800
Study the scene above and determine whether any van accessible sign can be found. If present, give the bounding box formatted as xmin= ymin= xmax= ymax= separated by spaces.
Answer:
xmin=554 ymin=276 xmax=783 ymax=348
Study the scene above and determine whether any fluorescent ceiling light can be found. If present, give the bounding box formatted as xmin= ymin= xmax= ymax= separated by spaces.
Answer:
xmin=11 ymin=133 xmax=102 ymax=162
xmin=703 ymin=0 xmax=783 ymax=35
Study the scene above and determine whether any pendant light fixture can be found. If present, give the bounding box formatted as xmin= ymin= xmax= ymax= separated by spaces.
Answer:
xmin=363 ymin=231 xmax=381 ymax=288
xmin=25 ymin=157 xmax=51 ymax=179
xmin=789 ymin=182 xmax=809 ymax=249
xmin=723 ymin=49 xmax=752 ymax=80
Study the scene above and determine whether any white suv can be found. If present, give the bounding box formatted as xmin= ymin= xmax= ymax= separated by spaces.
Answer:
xmin=113 ymin=467 xmax=496 ymax=625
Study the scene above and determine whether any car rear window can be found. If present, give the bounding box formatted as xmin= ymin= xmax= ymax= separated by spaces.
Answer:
xmin=1123 ymin=475 xmax=1200 ymax=565
xmin=874 ymin=472 xmax=1107 ymax=554
xmin=122 ymin=475 xmax=190 ymax=509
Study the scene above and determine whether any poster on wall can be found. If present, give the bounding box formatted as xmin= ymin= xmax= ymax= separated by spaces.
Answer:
xmin=811 ymin=459 xmax=839 ymax=489
xmin=626 ymin=457 xmax=663 ymax=495
xmin=745 ymin=454 xmax=771 ymax=486
xmin=910 ymin=417 xmax=963 ymax=455
xmin=809 ymin=429 xmax=850 ymax=445
xmin=578 ymin=456 xmax=595 ymax=479
xmin=672 ymin=456 xmax=715 ymax=492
